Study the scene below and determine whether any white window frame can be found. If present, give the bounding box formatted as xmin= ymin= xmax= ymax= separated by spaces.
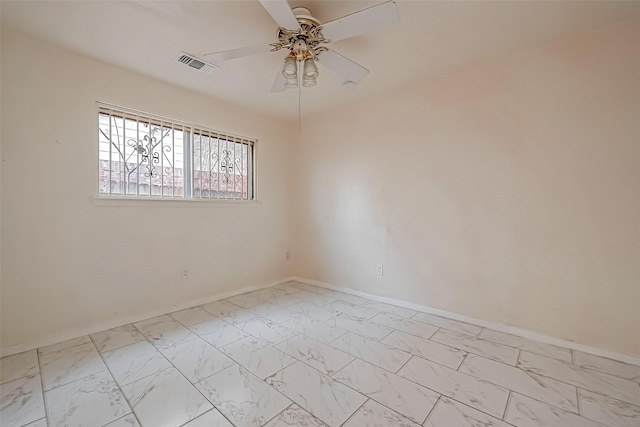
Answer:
xmin=96 ymin=102 xmax=257 ymax=203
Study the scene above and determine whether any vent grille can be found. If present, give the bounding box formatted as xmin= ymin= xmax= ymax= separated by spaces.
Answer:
xmin=176 ymin=52 xmax=218 ymax=74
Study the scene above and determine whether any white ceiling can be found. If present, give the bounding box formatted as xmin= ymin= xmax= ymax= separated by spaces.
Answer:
xmin=3 ymin=0 xmax=640 ymax=122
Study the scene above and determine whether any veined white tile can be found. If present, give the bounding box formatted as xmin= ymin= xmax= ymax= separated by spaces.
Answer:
xmin=266 ymin=362 xmax=366 ymax=427
xmin=202 ymin=300 xmax=260 ymax=324
xmin=430 ymin=329 xmax=519 ymax=365
xmin=268 ymin=293 xmax=318 ymax=307
xmin=102 ymin=340 xmax=171 ymax=387
xmin=361 ymin=300 xmax=418 ymax=319
xmin=398 ymin=356 xmax=509 ymax=418
xmin=0 ymin=350 xmax=39 ymax=384
xmin=329 ymin=314 xmax=394 ymax=340
xmin=277 ymin=335 xmax=354 ymax=376
xmin=251 ymin=304 xmax=298 ymax=324
xmin=424 ymin=397 xmax=512 ymax=427
xmin=330 ymin=332 xmax=411 ymax=373
xmin=189 ymin=317 xmax=248 ymax=347
xmin=201 ymin=300 xmax=244 ymax=317
xmin=196 ymin=364 xmax=291 ymax=427
xmin=160 ymin=337 xmax=235 ymax=383
xmin=304 ymin=293 xmax=344 ymax=306
xmin=45 ymin=370 xmax=129 ymax=427
xmin=250 ymin=287 xmax=289 ymax=300
xmin=518 ymin=351 xmax=640 ymax=406
xmin=459 ymin=354 xmax=578 ymax=412
xmin=323 ymin=291 xmax=368 ymax=305
xmin=334 ymin=359 xmax=439 ymax=423
xmin=411 ymin=313 xmax=482 ymax=336
xmin=263 ymin=404 xmax=327 ymax=427
xmin=169 ymin=307 xmax=216 ymax=327
xmin=272 ymin=283 xmax=311 ymax=296
xmin=40 ymin=342 xmax=107 ymax=390
xmin=505 ymin=393 xmax=604 ymax=427
xmin=282 ymin=315 xmax=347 ymax=343
xmin=381 ymin=330 xmax=466 ymax=369
xmin=225 ymin=293 xmax=268 ymax=309
xmin=579 ymin=388 xmax=640 ymax=427
xmin=122 ymin=367 xmax=212 ymax=427
xmin=478 ymin=329 xmax=572 ymax=362
xmin=240 ymin=318 xmax=298 ymax=345
xmin=91 ymin=324 xmax=146 ymax=354
xmin=329 ymin=301 xmax=380 ymax=320
xmin=285 ymin=302 xmax=335 ymax=322
xmin=0 ymin=374 xmax=45 ymax=427
xmin=104 ymin=414 xmax=141 ymax=427
xmin=133 ymin=315 xmax=198 ymax=350
xmin=343 ymin=399 xmax=420 ymax=427
xmin=286 ymin=282 xmax=332 ymax=295
xmin=23 ymin=418 xmax=48 ymax=427
xmin=370 ymin=313 xmax=439 ymax=339
xmin=574 ymin=351 xmax=640 ymax=382
xmin=221 ymin=336 xmax=295 ymax=379
xmin=289 ymin=291 xmax=324 ymax=305
xmin=182 ymin=408 xmax=232 ymax=427
xmin=38 ymin=336 xmax=92 ymax=355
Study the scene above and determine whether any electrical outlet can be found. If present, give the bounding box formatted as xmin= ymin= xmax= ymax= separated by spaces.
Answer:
xmin=181 ymin=268 xmax=189 ymax=279
xmin=285 ymin=251 xmax=291 ymax=261
xmin=376 ymin=264 xmax=384 ymax=276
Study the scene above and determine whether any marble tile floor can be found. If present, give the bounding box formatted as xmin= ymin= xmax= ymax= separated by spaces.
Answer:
xmin=1 ymin=281 xmax=639 ymax=427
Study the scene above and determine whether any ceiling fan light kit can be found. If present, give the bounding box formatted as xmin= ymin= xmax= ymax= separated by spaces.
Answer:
xmin=203 ymin=0 xmax=400 ymax=92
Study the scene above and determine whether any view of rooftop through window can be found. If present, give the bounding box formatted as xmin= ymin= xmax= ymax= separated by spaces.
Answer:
xmin=98 ymin=106 xmax=254 ymax=200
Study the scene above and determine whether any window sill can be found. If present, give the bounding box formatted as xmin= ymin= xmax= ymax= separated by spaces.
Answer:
xmin=91 ymin=196 xmax=261 ymax=208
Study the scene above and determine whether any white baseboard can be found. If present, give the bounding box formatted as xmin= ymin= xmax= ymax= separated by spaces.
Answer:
xmin=292 ymin=276 xmax=640 ymax=367
xmin=0 ymin=276 xmax=294 ymax=357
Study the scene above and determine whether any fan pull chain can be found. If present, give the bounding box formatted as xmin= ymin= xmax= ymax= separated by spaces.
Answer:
xmin=298 ymin=60 xmax=302 ymax=134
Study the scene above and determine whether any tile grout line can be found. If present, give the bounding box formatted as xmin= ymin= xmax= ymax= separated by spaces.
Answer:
xmin=35 ymin=348 xmax=48 ymax=426
xmin=279 ymin=355 xmax=429 ymax=426
xmin=8 ymin=283 xmax=635 ymax=427
xmin=453 ymin=352 xmax=593 ymax=415
xmin=576 ymin=386 xmax=582 ymax=416
xmin=421 ymin=395 xmax=441 ymax=425
xmin=502 ymin=390 xmax=512 ymax=420
xmin=390 ymin=354 xmax=516 ymax=422
xmin=516 ymin=351 xmax=640 ymax=404
xmin=394 ymin=354 xmax=415 ymax=375
xmin=455 ymin=352 xmax=470 ymax=371
xmin=126 ymin=321 xmax=239 ymax=426
xmin=259 ymin=402 xmax=296 ymax=427
xmin=338 ymin=398 xmax=369 ymax=426
xmin=222 ymin=288 xmax=636 ymax=424
xmin=87 ymin=334 xmax=141 ymax=427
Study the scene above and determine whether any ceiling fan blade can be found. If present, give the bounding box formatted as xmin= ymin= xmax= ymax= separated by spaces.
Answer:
xmin=203 ymin=43 xmax=273 ymax=63
xmin=320 ymin=0 xmax=399 ymax=42
xmin=316 ymin=49 xmax=369 ymax=84
xmin=259 ymin=0 xmax=301 ymax=30
xmin=271 ymin=68 xmax=288 ymax=92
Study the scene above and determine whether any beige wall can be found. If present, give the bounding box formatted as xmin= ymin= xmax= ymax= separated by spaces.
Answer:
xmin=2 ymin=18 xmax=639 ymax=358
xmin=293 ymin=18 xmax=640 ymax=357
xmin=1 ymin=30 xmax=295 ymax=351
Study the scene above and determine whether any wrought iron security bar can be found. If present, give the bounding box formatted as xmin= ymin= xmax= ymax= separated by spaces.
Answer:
xmin=97 ymin=104 xmax=255 ymax=200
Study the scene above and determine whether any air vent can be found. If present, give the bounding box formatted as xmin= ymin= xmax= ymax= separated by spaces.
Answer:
xmin=176 ymin=52 xmax=218 ymax=74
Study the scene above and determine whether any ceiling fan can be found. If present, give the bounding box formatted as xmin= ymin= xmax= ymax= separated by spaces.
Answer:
xmin=202 ymin=0 xmax=400 ymax=92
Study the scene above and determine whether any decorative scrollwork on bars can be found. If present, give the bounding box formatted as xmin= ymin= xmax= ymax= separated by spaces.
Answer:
xmin=99 ymin=119 xmax=174 ymax=189
xmin=221 ymin=149 xmax=233 ymax=184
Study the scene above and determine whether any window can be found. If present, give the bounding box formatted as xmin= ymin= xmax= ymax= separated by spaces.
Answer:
xmin=97 ymin=104 xmax=255 ymax=200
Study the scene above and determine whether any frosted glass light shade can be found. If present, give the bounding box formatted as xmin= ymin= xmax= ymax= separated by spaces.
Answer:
xmin=282 ymin=56 xmax=297 ymax=79
xmin=303 ymin=58 xmax=318 ymax=78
